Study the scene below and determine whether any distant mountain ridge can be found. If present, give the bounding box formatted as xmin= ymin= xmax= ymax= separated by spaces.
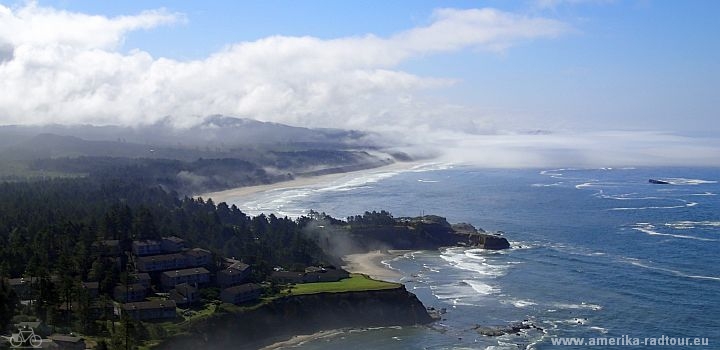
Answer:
xmin=0 ymin=116 xmax=405 ymax=195
xmin=0 ymin=115 xmax=372 ymax=152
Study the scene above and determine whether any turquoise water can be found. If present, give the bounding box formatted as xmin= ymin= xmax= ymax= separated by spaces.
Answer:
xmin=233 ymin=166 xmax=720 ymax=349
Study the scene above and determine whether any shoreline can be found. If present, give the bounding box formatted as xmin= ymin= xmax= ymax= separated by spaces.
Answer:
xmin=199 ymin=161 xmax=422 ymax=204
xmin=342 ymin=250 xmax=409 ymax=282
xmin=259 ymin=329 xmax=347 ymax=350
xmin=258 ymin=250 xmax=417 ymax=350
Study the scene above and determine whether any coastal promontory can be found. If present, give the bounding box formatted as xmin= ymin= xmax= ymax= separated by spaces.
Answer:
xmin=155 ymin=283 xmax=432 ymax=350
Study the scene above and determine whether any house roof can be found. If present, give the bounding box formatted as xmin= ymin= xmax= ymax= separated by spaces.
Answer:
xmin=184 ymin=248 xmax=212 ymax=258
xmin=122 ymin=300 xmax=176 ymax=310
xmin=162 ymin=236 xmax=185 ymax=243
xmin=271 ymin=271 xmax=304 ymax=278
xmin=137 ymin=253 xmax=186 ymax=264
xmin=133 ymin=240 xmax=162 ymax=247
xmin=132 ymin=273 xmax=151 ymax=281
xmin=305 ymin=266 xmax=325 ymax=273
xmin=220 ymin=263 xmax=250 ymax=276
xmin=49 ymin=334 xmax=84 ymax=343
xmin=174 ymin=283 xmax=197 ymax=296
xmin=162 ymin=267 xmax=210 ymax=278
xmin=16 ymin=321 xmax=41 ymax=329
xmin=114 ymin=283 xmax=147 ymax=294
xmin=222 ymin=283 xmax=262 ymax=295
xmin=58 ymin=301 xmax=113 ymax=311
xmin=8 ymin=277 xmax=39 ymax=286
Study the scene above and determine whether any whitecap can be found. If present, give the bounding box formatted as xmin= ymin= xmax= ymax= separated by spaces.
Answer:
xmin=665 ymin=178 xmax=718 ymax=185
xmin=314 ymin=171 xmax=401 ymax=193
xmin=531 ymin=182 xmax=563 ymax=187
xmin=664 ymin=222 xmax=696 ymax=230
xmin=463 ymin=279 xmax=498 ymax=295
xmin=439 ymin=249 xmax=508 ymax=277
xmin=611 ymin=199 xmax=697 ymax=211
xmin=510 ymin=241 xmax=540 ymax=250
xmin=624 ymin=259 xmax=720 ymax=281
xmin=552 ymin=302 xmax=603 ymax=311
xmin=429 ymin=283 xmax=486 ymax=304
xmin=539 ymin=169 xmax=562 ymax=176
xmin=503 ymin=299 xmax=537 ymax=308
xmin=599 ymin=193 xmax=661 ymax=201
xmin=589 ymin=326 xmax=609 ymax=334
xmin=547 ymin=243 xmax=607 ymax=258
xmin=421 ymin=263 xmax=440 ymax=273
xmin=567 ymin=318 xmax=588 ymax=325
xmin=668 ymin=221 xmax=720 ymax=228
xmin=631 ymin=225 xmax=719 ymax=242
xmin=409 ymin=162 xmax=455 ymax=172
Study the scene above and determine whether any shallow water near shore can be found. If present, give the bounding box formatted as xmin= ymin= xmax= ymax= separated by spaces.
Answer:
xmin=228 ymin=166 xmax=720 ymax=349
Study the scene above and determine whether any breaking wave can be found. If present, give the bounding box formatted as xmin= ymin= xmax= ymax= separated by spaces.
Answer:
xmin=631 ymin=224 xmax=719 ymax=242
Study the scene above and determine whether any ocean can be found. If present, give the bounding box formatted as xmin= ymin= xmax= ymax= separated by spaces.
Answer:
xmin=230 ymin=165 xmax=720 ymax=349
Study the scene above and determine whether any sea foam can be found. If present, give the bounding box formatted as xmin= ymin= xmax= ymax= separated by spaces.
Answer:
xmin=631 ymin=224 xmax=719 ymax=242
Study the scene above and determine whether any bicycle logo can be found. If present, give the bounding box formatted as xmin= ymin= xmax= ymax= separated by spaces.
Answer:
xmin=1 ymin=327 xmax=43 ymax=348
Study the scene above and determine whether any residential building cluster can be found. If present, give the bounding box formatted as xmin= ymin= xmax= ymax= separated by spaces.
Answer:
xmin=2 ymin=234 xmax=351 ymax=345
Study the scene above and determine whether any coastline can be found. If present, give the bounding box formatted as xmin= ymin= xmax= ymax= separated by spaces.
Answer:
xmin=199 ymin=161 xmax=422 ymax=204
xmin=256 ymin=251 xmax=413 ymax=350
xmin=342 ymin=250 xmax=409 ymax=282
xmin=259 ymin=329 xmax=346 ymax=350
xmin=195 ymin=161 xmax=424 ymax=350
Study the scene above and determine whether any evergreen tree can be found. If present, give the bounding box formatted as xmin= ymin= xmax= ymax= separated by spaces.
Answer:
xmin=0 ymin=279 xmax=18 ymax=331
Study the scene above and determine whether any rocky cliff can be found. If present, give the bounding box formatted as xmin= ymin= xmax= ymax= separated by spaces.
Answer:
xmin=154 ymin=286 xmax=432 ymax=350
xmin=344 ymin=215 xmax=510 ymax=252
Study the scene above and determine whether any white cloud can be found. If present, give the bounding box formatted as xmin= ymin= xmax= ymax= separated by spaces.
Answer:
xmin=395 ymin=8 xmax=570 ymax=53
xmin=1 ymin=4 xmax=716 ymax=167
xmin=0 ymin=3 xmax=569 ymax=130
xmin=0 ymin=2 xmax=181 ymax=50
xmin=534 ymin=0 xmax=615 ymax=10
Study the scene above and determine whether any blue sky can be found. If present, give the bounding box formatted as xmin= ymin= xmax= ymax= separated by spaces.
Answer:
xmin=1 ymin=1 xmax=719 ymax=166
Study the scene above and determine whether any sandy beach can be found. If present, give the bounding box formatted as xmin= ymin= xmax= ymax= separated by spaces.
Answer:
xmin=260 ymin=329 xmax=346 ymax=350
xmin=261 ymin=250 xmax=410 ymax=349
xmin=200 ymin=161 xmax=421 ymax=204
xmin=342 ymin=250 xmax=410 ymax=282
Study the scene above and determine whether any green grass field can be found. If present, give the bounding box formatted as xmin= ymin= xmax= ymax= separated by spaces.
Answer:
xmin=289 ymin=274 xmax=400 ymax=295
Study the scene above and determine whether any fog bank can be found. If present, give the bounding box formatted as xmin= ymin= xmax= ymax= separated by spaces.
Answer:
xmin=401 ymin=130 xmax=720 ymax=168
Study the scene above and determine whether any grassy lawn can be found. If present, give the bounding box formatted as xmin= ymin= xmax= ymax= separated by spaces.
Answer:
xmin=289 ymin=274 xmax=400 ymax=295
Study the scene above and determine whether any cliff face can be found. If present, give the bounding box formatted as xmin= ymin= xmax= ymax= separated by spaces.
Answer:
xmin=156 ymin=286 xmax=432 ymax=350
xmin=345 ymin=217 xmax=510 ymax=251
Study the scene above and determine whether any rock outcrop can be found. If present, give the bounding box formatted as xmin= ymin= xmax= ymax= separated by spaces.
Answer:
xmin=474 ymin=320 xmax=544 ymax=336
xmin=343 ymin=215 xmax=510 ymax=252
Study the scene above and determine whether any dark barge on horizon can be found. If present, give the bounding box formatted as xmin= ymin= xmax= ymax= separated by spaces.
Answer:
xmin=648 ymin=179 xmax=670 ymax=185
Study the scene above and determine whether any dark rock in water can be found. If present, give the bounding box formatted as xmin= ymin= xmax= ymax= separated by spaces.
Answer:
xmin=482 ymin=234 xmax=511 ymax=250
xmin=649 ymin=179 xmax=670 ymax=185
xmin=474 ymin=320 xmax=541 ymax=336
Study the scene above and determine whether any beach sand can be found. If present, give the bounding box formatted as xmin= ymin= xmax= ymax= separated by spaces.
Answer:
xmin=203 ymin=161 xmax=418 ymax=349
xmin=342 ymin=250 xmax=409 ymax=282
xmin=260 ymin=329 xmax=346 ymax=350
xmin=261 ymin=250 xmax=411 ymax=349
xmin=200 ymin=161 xmax=421 ymax=204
